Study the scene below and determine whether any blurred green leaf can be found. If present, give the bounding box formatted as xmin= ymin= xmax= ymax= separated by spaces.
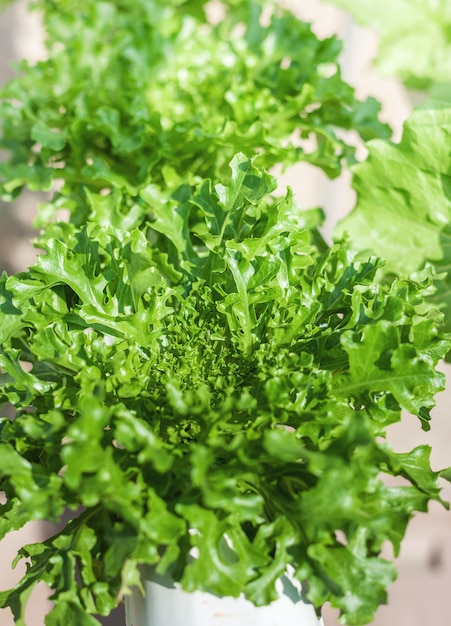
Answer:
xmin=325 ymin=0 xmax=451 ymax=91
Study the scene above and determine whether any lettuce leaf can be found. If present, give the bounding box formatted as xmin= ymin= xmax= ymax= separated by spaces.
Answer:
xmin=335 ymin=101 xmax=451 ymax=335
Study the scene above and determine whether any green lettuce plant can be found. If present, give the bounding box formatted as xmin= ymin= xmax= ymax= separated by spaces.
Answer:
xmin=0 ymin=0 xmax=389 ymax=205
xmin=0 ymin=1 xmax=449 ymax=626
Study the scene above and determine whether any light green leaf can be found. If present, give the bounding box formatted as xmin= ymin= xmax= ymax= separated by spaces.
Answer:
xmin=335 ymin=103 xmax=451 ymax=274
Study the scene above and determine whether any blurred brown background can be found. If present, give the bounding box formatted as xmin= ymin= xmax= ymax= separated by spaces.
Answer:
xmin=0 ymin=1 xmax=450 ymax=625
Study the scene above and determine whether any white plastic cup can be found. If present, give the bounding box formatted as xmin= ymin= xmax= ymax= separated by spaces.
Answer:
xmin=125 ymin=566 xmax=324 ymax=626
